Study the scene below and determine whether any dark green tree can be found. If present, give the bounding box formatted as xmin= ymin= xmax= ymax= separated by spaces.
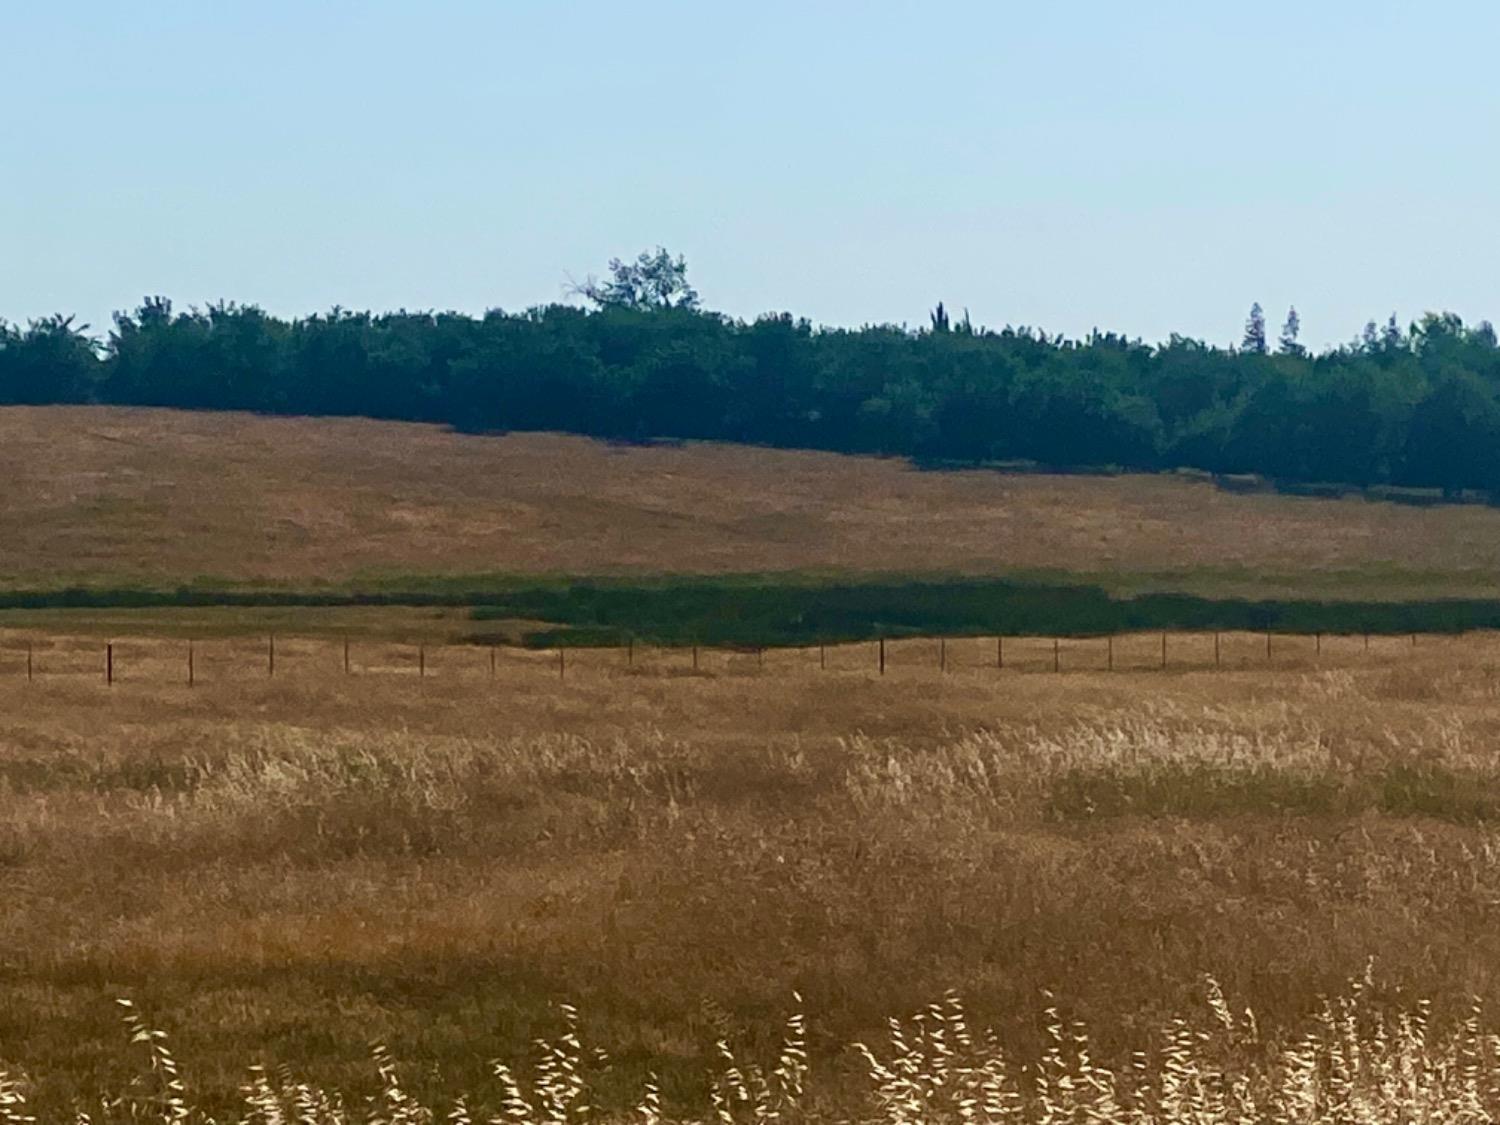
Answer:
xmin=577 ymin=247 xmax=699 ymax=311
xmin=1242 ymin=303 xmax=1267 ymax=355
xmin=1404 ymin=372 xmax=1500 ymax=496
xmin=0 ymin=316 xmax=100 ymax=404
xmin=1278 ymin=307 xmax=1305 ymax=357
xmin=1382 ymin=313 xmax=1405 ymax=353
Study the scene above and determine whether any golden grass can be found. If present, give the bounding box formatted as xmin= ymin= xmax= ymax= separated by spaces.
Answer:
xmin=20 ymin=976 xmax=1500 ymax=1123
xmin=5 ymin=625 xmax=1500 ymax=1116
xmin=9 ymin=405 xmax=1500 ymax=595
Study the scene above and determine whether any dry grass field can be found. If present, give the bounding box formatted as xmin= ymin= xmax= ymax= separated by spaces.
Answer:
xmin=13 ymin=407 xmax=1500 ymax=1120
xmin=5 ymin=626 xmax=1500 ymax=1119
xmin=7 ymin=405 xmax=1500 ymax=597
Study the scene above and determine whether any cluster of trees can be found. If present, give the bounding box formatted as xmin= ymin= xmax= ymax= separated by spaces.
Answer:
xmin=6 ymin=249 xmax=1500 ymax=495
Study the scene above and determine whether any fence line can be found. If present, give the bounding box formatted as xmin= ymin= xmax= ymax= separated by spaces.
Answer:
xmin=0 ymin=629 xmax=1474 ymax=687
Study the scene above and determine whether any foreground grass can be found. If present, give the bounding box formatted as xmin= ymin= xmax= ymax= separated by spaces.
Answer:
xmin=19 ymin=977 xmax=1500 ymax=1124
xmin=4 ymin=630 xmax=1500 ymax=1115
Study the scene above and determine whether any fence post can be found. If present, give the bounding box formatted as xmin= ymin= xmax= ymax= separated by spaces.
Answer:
xmin=490 ymin=647 xmax=497 ymax=679
xmin=26 ymin=641 xmax=32 ymax=683
xmin=344 ymin=636 xmax=351 ymax=675
xmin=1364 ymin=632 xmax=1370 ymax=651
xmin=1316 ymin=632 xmax=1322 ymax=658
xmin=1053 ymin=637 xmax=1060 ymax=673
xmin=1160 ymin=633 xmax=1167 ymax=670
xmin=819 ymin=644 xmax=826 ymax=670
xmin=1107 ymin=634 xmax=1113 ymax=671
xmin=106 ymin=643 xmax=113 ymax=686
xmin=997 ymin=635 xmax=1003 ymax=670
xmin=627 ymin=637 xmax=634 ymax=667
xmin=693 ymin=645 xmax=699 ymax=672
xmin=1214 ymin=632 xmax=1221 ymax=669
xmin=879 ymin=637 xmax=886 ymax=676
xmin=757 ymin=646 xmax=764 ymax=668
xmin=1266 ymin=632 xmax=1272 ymax=661
xmin=268 ymin=634 xmax=275 ymax=678
xmin=419 ymin=645 xmax=425 ymax=678
xmin=188 ymin=640 xmax=195 ymax=688
xmin=939 ymin=637 xmax=946 ymax=673
xmin=558 ymin=647 xmax=566 ymax=680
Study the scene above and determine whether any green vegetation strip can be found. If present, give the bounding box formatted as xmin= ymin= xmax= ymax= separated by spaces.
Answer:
xmin=472 ymin=578 xmax=1500 ymax=647
xmin=5 ymin=575 xmax=1500 ymax=647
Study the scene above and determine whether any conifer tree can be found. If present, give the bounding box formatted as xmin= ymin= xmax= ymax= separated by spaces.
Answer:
xmin=1278 ymin=306 xmax=1305 ymax=357
xmin=1242 ymin=302 xmax=1267 ymax=354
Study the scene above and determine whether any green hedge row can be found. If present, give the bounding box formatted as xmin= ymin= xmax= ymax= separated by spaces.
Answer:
xmin=6 ymin=577 xmax=1499 ymax=648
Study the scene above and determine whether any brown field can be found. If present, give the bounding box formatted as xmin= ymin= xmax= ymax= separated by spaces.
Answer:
xmin=7 ymin=405 xmax=1500 ymax=597
xmin=6 ymin=625 xmax=1500 ymax=1118
xmin=12 ymin=407 xmax=1500 ymax=1120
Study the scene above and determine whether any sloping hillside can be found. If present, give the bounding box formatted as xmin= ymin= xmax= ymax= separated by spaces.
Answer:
xmin=4 ymin=405 xmax=1500 ymax=598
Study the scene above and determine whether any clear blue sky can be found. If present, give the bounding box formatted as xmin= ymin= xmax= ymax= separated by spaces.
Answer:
xmin=5 ymin=0 xmax=1498 ymax=350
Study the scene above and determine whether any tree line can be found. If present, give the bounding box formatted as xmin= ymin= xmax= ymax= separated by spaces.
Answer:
xmin=5 ymin=249 xmax=1500 ymax=495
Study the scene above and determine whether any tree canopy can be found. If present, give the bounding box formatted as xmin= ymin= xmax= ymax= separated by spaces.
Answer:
xmin=6 ymin=254 xmax=1500 ymax=496
xmin=575 ymin=247 xmax=700 ymax=311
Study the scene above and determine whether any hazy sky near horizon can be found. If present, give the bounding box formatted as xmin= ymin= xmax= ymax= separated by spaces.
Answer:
xmin=5 ymin=1 xmax=1498 ymax=349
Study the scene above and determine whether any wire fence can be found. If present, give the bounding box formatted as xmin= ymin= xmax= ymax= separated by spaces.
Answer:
xmin=0 ymin=628 xmax=1454 ymax=687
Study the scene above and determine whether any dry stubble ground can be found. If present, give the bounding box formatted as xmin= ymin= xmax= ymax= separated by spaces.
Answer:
xmin=3 ymin=628 xmax=1500 ymax=1115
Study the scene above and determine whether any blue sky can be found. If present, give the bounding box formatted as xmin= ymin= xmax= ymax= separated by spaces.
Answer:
xmin=4 ymin=1 xmax=1498 ymax=349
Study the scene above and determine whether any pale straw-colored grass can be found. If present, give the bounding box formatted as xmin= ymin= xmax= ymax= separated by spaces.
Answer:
xmin=22 ymin=976 xmax=1500 ymax=1125
xmin=5 ymin=631 xmax=1500 ymax=1115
